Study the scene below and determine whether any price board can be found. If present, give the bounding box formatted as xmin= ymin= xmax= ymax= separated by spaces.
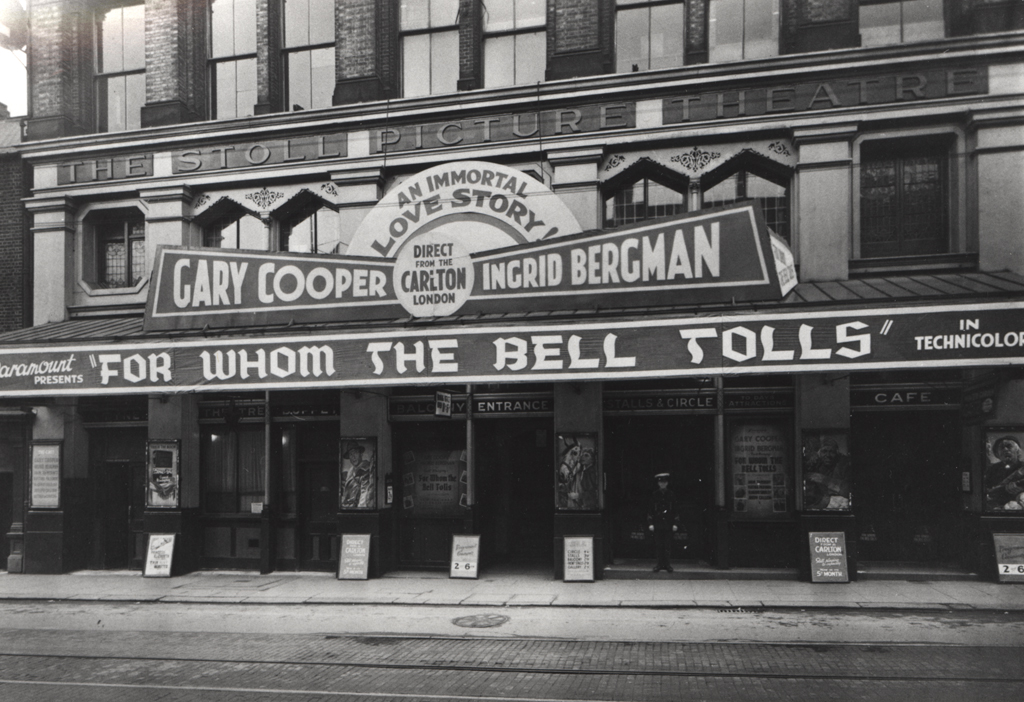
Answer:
xmin=993 ymin=533 xmax=1024 ymax=583
xmin=809 ymin=531 xmax=849 ymax=583
xmin=338 ymin=534 xmax=371 ymax=580
xmin=143 ymin=534 xmax=176 ymax=578
xmin=450 ymin=534 xmax=480 ymax=579
xmin=563 ymin=536 xmax=594 ymax=582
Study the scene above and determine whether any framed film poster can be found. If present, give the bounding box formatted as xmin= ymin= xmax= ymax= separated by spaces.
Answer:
xmin=147 ymin=440 xmax=180 ymax=508
xmin=556 ymin=433 xmax=599 ymax=511
xmin=984 ymin=428 xmax=1024 ymax=512
xmin=341 ymin=437 xmax=377 ymax=510
xmin=802 ymin=430 xmax=851 ymax=511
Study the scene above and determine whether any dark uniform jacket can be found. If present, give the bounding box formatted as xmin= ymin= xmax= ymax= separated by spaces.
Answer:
xmin=648 ymin=488 xmax=680 ymax=532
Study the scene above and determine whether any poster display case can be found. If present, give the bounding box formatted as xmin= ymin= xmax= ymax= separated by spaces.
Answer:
xmin=29 ymin=441 xmax=61 ymax=510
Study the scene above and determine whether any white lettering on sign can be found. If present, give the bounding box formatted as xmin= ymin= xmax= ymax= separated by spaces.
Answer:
xmin=98 ymin=353 xmax=173 ymax=385
xmin=198 ymin=346 xmax=334 ymax=381
xmin=393 ymin=232 xmax=474 ymax=317
xmin=676 ymin=322 xmax=871 ymax=365
xmin=366 ymin=340 xmax=460 ymax=375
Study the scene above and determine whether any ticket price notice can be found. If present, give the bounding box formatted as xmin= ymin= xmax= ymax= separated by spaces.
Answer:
xmin=450 ymin=534 xmax=480 ymax=579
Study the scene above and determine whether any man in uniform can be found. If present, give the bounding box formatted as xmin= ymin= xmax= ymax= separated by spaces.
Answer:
xmin=648 ymin=472 xmax=679 ymax=572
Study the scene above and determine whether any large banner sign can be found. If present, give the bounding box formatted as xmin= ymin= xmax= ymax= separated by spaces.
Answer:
xmin=144 ymin=201 xmax=794 ymax=330
xmin=7 ymin=302 xmax=1024 ymax=397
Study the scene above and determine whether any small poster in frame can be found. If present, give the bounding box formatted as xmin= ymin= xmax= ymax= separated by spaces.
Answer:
xmin=556 ymin=433 xmax=599 ymax=510
xmin=341 ymin=438 xmax=377 ymax=510
xmin=147 ymin=440 xmax=180 ymax=508
xmin=29 ymin=442 xmax=62 ymax=509
xmin=801 ymin=430 xmax=851 ymax=511
xmin=984 ymin=428 xmax=1024 ymax=512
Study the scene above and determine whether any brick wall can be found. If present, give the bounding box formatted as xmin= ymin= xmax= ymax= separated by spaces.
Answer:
xmin=28 ymin=0 xmax=93 ymax=137
xmin=458 ymin=0 xmax=482 ymax=91
xmin=256 ymin=0 xmax=283 ymax=113
xmin=143 ymin=0 xmax=206 ymax=120
xmin=0 ymin=153 xmax=27 ymax=332
xmin=338 ymin=0 xmax=377 ymax=80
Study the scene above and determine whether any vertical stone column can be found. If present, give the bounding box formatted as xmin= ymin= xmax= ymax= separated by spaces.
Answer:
xmin=975 ymin=117 xmax=1024 ymax=276
xmin=26 ymin=196 xmax=76 ymax=326
xmin=548 ymin=147 xmax=603 ymax=232
xmin=140 ymin=186 xmax=193 ymax=274
xmin=793 ymin=125 xmax=856 ymax=282
xmin=553 ymin=382 xmax=604 ymax=579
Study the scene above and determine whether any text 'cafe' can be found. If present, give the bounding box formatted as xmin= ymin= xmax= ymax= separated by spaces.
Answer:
xmin=7 ymin=161 xmax=1024 ymax=581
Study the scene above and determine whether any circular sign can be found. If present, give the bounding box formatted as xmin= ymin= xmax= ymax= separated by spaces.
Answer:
xmin=393 ymin=231 xmax=475 ymax=317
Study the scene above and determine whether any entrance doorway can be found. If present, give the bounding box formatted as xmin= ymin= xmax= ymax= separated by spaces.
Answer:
xmin=475 ymin=419 xmax=554 ymax=566
xmin=852 ymin=411 xmax=962 ymax=563
xmin=89 ymin=428 xmax=146 ymax=569
xmin=290 ymin=424 xmax=339 ymax=570
xmin=605 ymin=415 xmax=715 ymax=562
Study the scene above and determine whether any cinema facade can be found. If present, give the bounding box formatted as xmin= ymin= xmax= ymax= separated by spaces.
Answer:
xmin=7 ymin=35 xmax=1024 ymax=580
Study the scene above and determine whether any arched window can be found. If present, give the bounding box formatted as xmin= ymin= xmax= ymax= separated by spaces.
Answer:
xmin=280 ymin=203 xmax=343 ymax=254
xmin=604 ymin=177 xmax=688 ymax=228
xmin=198 ymin=203 xmax=267 ymax=250
xmin=702 ymin=170 xmax=790 ymax=241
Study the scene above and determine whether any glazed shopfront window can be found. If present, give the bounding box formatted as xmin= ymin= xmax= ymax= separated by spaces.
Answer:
xmin=96 ymin=3 xmax=145 ymax=132
xmin=615 ymin=0 xmax=685 ymax=73
xmin=202 ymin=424 xmax=265 ymax=514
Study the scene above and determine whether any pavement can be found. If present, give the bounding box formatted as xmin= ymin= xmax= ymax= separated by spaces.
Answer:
xmin=2 ymin=564 xmax=1024 ymax=611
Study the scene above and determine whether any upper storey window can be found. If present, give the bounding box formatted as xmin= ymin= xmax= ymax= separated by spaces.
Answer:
xmin=615 ymin=0 xmax=685 ymax=74
xmin=703 ymin=170 xmax=790 ymax=242
xmin=860 ymin=138 xmax=949 ymax=258
xmin=708 ymin=0 xmax=779 ymax=62
xmin=210 ymin=0 xmax=258 ymax=119
xmin=605 ymin=177 xmax=688 ymax=228
xmin=96 ymin=3 xmax=145 ymax=132
xmin=483 ymin=0 xmax=546 ymax=88
xmin=284 ymin=0 xmax=335 ymax=110
xmin=859 ymin=0 xmax=945 ymax=46
xmin=401 ymin=0 xmax=460 ymax=97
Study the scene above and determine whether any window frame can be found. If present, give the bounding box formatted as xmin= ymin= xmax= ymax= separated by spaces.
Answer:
xmin=602 ymin=173 xmax=690 ymax=228
xmin=613 ymin=0 xmax=687 ymax=74
xmin=701 ymin=163 xmax=793 ymax=243
xmin=77 ymin=203 xmax=150 ymax=296
xmin=708 ymin=0 xmax=780 ymax=63
xmin=399 ymin=0 xmax=461 ymax=98
xmin=852 ymin=129 xmax=964 ymax=262
xmin=282 ymin=0 xmax=336 ymax=111
xmin=209 ymin=0 xmax=259 ymax=120
xmin=94 ymin=2 xmax=146 ymax=132
xmin=858 ymin=0 xmax=947 ymax=47
xmin=482 ymin=0 xmax=547 ymax=89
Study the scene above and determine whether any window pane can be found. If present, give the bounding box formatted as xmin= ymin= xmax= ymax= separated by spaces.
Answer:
xmin=646 ymin=180 xmax=686 ymax=218
xmin=310 ymin=47 xmax=334 ymax=108
xmin=430 ymin=29 xmax=459 ymax=95
xmin=484 ymin=35 xmax=515 ymax=88
xmin=401 ymin=0 xmax=429 ymax=30
xmin=103 ymin=239 xmax=127 ymax=287
xmin=309 ymin=0 xmax=335 ymax=45
xmin=237 ymin=427 xmax=265 ymax=513
xmin=105 ymin=75 xmax=127 ymax=132
xmin=649 ymin=3 xmax=684 ymax=70
xmin=206 ymin=214 xmax=265 ymax=249
xmin=99 ymin=7 xmax=125 ymax=73
xmin=130 ymin=236 xmax=146 ymax=284
xmin=860 ymin=2 xmax=903 ymax=47
xmin=121 ymin=4 xmax=145 ymax=70
xmin=900 ymin=154 xmax=945 ymax=254
xmin=125 ymin=72 xmax=145 ymax=131
xmin=284 ymin=0 xmax=311 ymax=47
xmin=215 ymin=62 xmax=238 ymax=118
xmin=234 ymin=0 xmax=257 ymax=53
xmin=430 ymin=0 xmax=459 ymax=26
xmin=709 ymin=0 xmax=745 ymax=63
xmin=236 ymin=58 xmax=258 ymax=116
xmin=288 ymin=51 xmax=312 ymax=109
xmin=285 ymin=208 xmax=342 ymax=254
xmin=744 ymin=0 xmax=779 ymax=60
xmin=211 ymin=0 xmax=235 ymax=57
xmin=615 ymin=7 xmax=650 ymax=73
xmin=202 ymin=430 xmax=234 ymax=513
xmin=605 ymin=178 xmax=686 ymax=227
xmin=403 ymin=34 xmax=430 ymax=97
xmin=484 ymin=0 xmax=514 ymax=31
xmin=515 ymin=31 xmax=546 ymax=85
xmin=516 ymin=0 xmax=545 ymax=28
xmin=902 ymin=0 xmax=945 ymax=42
xmin=238 ymin=214 xmax=266 ymax=250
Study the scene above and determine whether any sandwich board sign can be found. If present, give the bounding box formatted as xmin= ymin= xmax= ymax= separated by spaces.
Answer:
xmin=143 ymin=534 xmax=176 ymax=578
xmin=450 ymin=534 xmax=480 ymax=579
xmin=563 ymin=536 xmax=594 ymax=582
xmin=338 ymin=534 xmax=371 ymax=580
xmin=809 ymin=531 xmax=849 ymax=583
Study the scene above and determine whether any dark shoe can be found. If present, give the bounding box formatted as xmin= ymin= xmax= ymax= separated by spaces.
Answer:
xmin=652 ymin=566 xmax=661 ymax=572
xmin=666 ymin=566 xmax=673 ymax=573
